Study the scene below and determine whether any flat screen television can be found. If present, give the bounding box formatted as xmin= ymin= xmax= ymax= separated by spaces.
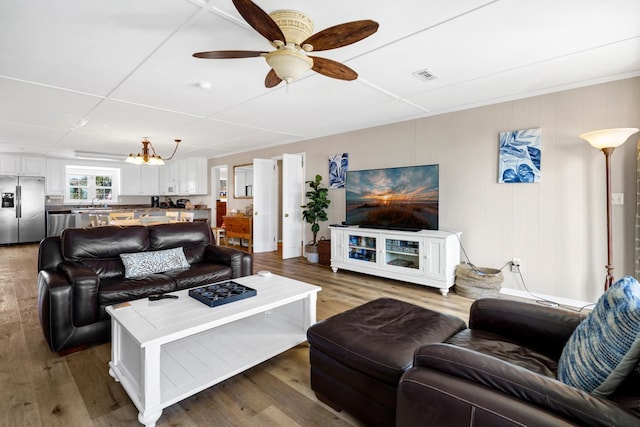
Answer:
xmin=345 ymin=164 xmax=439 ymax=231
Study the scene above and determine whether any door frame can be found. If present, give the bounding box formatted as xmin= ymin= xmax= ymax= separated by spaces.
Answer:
xmin=210 ymin=165 xmax=228 ymax=227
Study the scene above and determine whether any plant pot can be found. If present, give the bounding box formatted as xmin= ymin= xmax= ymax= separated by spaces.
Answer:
xmin=305 ymin=244 xmax=319 ymax=263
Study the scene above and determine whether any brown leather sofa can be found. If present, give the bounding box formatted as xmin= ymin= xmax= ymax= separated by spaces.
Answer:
xmin=37 ymin=222 xmax=252 ymax=352
xmin=397 ymin=298 xmax=640 ymax=426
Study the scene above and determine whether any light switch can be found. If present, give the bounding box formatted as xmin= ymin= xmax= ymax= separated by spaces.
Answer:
xmin=611 ymin=193 xmax=624 ymax=205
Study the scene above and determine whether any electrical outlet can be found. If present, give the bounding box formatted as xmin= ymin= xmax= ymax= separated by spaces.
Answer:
xmin=611 ymin=193 xmax=624 ymax=205
xmin=511 ymin=258 xmax=521 ymax=273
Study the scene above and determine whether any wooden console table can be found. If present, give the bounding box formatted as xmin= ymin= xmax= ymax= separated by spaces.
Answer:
xmin=223 ymin=215 xmax=252 ymax=252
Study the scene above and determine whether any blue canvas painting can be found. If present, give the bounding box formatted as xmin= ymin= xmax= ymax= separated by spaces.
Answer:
xmin=498 ymin=128 xmax=542 ymax=183
xmin=329 ymin=153 xmax=348 ymax=188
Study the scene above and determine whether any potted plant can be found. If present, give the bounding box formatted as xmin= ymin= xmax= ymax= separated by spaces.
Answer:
xmin=301 ymin=174 xmax=330 ymax=262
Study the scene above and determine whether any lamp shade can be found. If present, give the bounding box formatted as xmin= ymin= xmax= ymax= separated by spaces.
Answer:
xmin=579 ymin=128 xmax=639 ymax=149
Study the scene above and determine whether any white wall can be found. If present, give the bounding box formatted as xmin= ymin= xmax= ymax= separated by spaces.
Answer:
xmin=211 ymin=77 xmax=640 ymax=303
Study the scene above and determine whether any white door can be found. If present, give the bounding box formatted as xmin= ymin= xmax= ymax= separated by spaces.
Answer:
xmin=252 ymin=158 xmax=277 ymax=252
xmin=282 ymin=153 xmax=304 ymax=259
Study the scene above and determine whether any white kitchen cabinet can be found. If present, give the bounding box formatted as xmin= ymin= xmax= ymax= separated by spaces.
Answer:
xmin=120 ymin=164 xmax=159 ymax=195
xmin=21 ymin=157 xmax=46 ymax=176
xmin=330 ymin=226 xmax=460 ymax=296
xmin=0 ymin=155 xmax=19 ymax=175
xmin=158 ymin=162 xmax=180 ymax=195
xmin=139 ymin=166 xmax=159 ymax=195
xmin=0 ymin=155 xmax=46 ymax=176
xmin=45 ymin=159 xmax=66 ymax=195
xmin=157 ymin=158 xmax=207 ymax=196
xmin=178 ymin=158 xmax=207 ymax=195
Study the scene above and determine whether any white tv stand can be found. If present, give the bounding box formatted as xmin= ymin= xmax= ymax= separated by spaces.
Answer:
xmin=329 ymin=226 xmax=461 ymax=296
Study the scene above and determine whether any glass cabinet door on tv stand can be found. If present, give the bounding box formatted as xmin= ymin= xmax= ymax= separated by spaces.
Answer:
xmin=384 ymin=237 xmax=422 ymax=273
xmin=347 ymin=232 xmax=378 ymax=265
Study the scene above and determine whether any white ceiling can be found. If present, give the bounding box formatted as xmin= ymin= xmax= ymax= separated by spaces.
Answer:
xmin=1 ymin=0 xmax=639 ymax=161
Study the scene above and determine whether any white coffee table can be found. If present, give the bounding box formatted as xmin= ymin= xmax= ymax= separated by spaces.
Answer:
xmin=106 ymin=274 xmax=321 ymax=427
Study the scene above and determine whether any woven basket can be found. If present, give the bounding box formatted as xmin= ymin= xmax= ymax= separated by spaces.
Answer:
xmin=454 ymin=264 xmax=504 ymax=299
xmin=305 ymin=242 xmax=319 ymax=263
xmin=317 ymin=238 xmax=331 ymax=266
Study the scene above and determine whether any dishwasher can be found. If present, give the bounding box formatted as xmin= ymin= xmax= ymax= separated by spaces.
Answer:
xmin=47 ymin=213 xmax=77 ymax=237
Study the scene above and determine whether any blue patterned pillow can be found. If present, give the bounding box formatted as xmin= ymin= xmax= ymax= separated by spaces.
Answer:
xmin=120 ymin=247 xmax=190 ymax=279
xmin=557 ymin=275 xmax=640 ymax=397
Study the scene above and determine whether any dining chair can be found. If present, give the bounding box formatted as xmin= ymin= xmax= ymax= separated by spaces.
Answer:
xmin=211 ymin=227 xmax=226 ymax=245
xmin=180 ymin=212 xmax=195 ymax=222
xmin=139 ymin=216 xmax=172 ymax=224
xmin=109 ymin=212 xmax=134 ymax=221
xmin=89 ymin=214 xmax=109 ymax=227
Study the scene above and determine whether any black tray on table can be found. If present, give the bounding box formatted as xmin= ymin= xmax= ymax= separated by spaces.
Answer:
xmin=188 ymin=281 xmax=257 ymax=307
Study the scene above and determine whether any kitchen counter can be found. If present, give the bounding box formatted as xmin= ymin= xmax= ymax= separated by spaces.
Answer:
xmin=47 ymin=206 xmax=211 ymax=214
xmin=68 ymin=208 xmax=211 ymax=215
xmin=45 ymin=206 xmax=211 ymax=236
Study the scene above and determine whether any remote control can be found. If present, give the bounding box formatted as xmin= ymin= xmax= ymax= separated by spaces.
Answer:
xmin=148 ymin=294 xmax=179 ymax=301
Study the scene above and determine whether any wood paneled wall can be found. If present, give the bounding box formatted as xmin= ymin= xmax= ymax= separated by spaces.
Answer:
xmin=212 ymin=77 xmax=640 ymax=303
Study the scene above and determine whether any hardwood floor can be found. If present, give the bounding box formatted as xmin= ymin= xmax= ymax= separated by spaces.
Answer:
xmin=1 ymin=243 xmax=478 ymax=427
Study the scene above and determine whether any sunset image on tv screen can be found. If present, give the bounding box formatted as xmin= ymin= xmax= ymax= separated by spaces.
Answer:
xmin=345 ymin=164 xmax=439 ymax=230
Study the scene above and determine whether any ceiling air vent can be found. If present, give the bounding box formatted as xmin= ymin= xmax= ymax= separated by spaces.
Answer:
xmin=413 ymin=68 xmax=437 ymax=82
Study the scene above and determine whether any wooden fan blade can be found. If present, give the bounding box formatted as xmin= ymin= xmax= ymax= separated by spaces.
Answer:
xmin=309 ymin=56 xmax=358 ymax=81
xmin=265 ymin=69 xmax=282 ymax=88
xmin=232 ymin=0 xmax=285 ymax=44
xmin=302 ymin=20 xmax=379 ymax=52
xmin=193 ymin=50 xmax=265 ymax=59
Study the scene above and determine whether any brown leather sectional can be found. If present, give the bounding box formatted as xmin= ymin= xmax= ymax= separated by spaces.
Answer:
xmin=308 ymin=298 xmax=640 ymax=426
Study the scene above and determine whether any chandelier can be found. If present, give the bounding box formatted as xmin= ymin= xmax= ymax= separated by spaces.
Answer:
xmin=125 ymin=138 xmax=180 ymax=165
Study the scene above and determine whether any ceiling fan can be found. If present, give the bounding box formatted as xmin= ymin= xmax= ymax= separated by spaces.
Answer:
xmin=193 ymin=0 xmax=379 ymax=87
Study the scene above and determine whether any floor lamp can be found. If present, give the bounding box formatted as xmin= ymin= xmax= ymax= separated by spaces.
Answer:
xmin=579 ymin=128 xmax=639 ymax=291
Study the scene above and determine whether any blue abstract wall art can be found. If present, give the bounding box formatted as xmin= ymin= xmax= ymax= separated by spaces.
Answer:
xmin=498 ymin=128 xmax=542 ymax=183
xmin=329 ymin=153 xmax=348 ymax=188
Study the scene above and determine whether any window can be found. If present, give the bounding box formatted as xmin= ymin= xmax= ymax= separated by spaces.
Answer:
xmin=65 ymin=166 xmax=120 ymax=203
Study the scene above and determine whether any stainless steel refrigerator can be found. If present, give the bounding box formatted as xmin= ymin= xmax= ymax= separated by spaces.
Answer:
xmin=0 ymin=176 xmax=46 ymax=244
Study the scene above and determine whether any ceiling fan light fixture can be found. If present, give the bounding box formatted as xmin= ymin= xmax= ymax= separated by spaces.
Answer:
xmin=269 ymin=10 xmax=313 ymax=45
xmin=192 ymin=1 xmax=378 ymax=87
xmin=265 ymin=49 xmax=313 ymax=84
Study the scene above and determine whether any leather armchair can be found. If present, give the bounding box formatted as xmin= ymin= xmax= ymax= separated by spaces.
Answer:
xmin=396 ymin=298 xmax=640 ymax=426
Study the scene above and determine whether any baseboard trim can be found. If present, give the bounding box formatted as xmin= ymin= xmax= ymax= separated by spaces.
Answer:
xmin=499 ymin=287 xmax=594 ymax=310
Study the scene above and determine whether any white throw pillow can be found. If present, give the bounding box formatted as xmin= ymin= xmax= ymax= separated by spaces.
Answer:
xmin=120 ymin=247 xmax=190 ymax=279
